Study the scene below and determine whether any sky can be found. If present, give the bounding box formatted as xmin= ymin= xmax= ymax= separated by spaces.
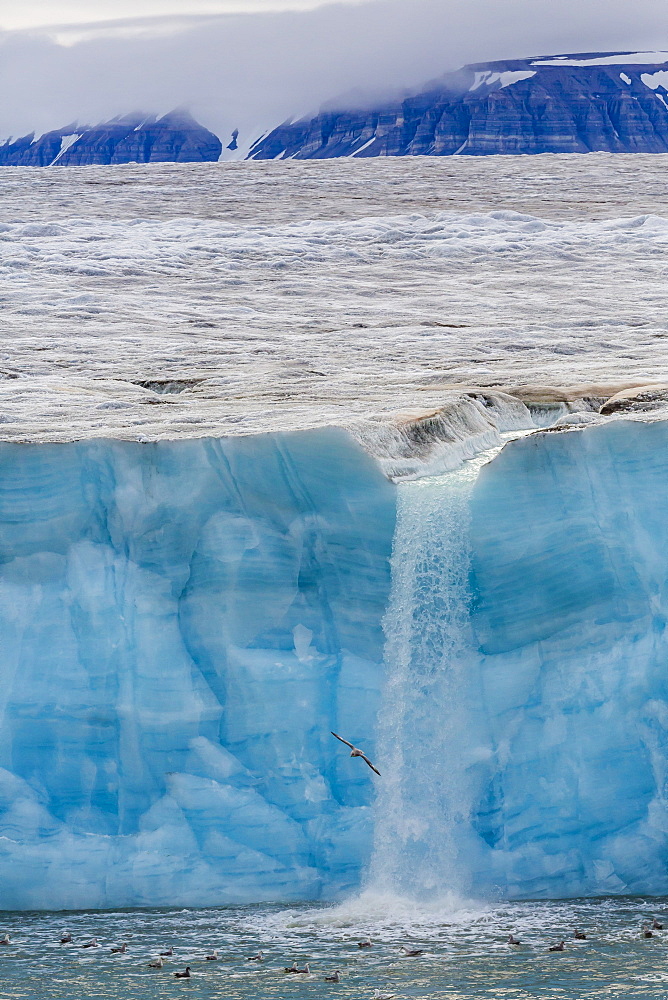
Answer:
xmin=0 ymin=0 xmax=340 ymax=32
xmin=0 ymin=0 xmax=666 ymax=150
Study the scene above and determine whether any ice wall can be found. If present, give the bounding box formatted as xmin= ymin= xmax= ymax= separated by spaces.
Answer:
xmin=469 ymin=419 xmax=668 ymax=898
xmin=0 ymin=430 xmax=395 ymax=909
xmin=4 ymin=417 xmax=668 ymax=909
xmin=369 ymin=419 xmax=668 ymax=901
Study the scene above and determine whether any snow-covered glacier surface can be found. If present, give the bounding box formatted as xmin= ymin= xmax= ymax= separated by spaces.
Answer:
xmin=2 ymin=156 xmax=668 ymax=442
xmin=4 ymin=417 xmax=668 ymax=908
xmin=0 ymin=429 xmax=395 ymax=908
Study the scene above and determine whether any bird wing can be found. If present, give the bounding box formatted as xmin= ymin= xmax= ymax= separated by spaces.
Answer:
xmin=331 ymin=731 xmax=355 ymax=750
xmin=361 ymin=754 xmax=381 ymax=776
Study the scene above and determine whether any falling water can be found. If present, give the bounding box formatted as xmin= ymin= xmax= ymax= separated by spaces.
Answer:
xmin=368 ymin=450 xmax=500 ymax=900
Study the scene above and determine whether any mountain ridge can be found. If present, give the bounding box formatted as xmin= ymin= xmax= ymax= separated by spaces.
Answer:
xmin=0 ymin=109 xmax=222 ymax=167
xmin=248 ymin=50 xmax=668 ymax=159
xmin=4 ymin=52 xmax=668 ymax=166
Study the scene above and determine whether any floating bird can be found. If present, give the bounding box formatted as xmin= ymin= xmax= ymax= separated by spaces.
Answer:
xmin=373 ymin=992 xmax=396 ymax=1000
xmin=60 ymin=932 xmax=73 ymax=944
xmin=643 ymin=928 xmax=654 ymax=938
xmin=549 ymin=941 xmax=565 ymax=952
xmin=284 ymin=963 xmax=300 ymax=973
xmin=82 ymin=939 xmax=99 ymax=949
xmin=0 ymin=935 xmax=10 ymax=946
xmin=246 ymin=951 xmax=264 ymax=962
xmin=358 ymin=938 xmax=373 ymax=948
xmin=160 ymin=946 xmax=174 ymax=956
xmin=574 ymin=930 xmax=587 ymax=940
xmin=295 ymin=964 xmax=310 ymax=974
xmin=205 ymin=950 xmax=219 ymax=961
xmin=325 ymin=970 xmax=341 ymax=982
xmin=149 ymin=956 xmax=164 ymax=968
xmin=508 ymin=934 xmax=521 ymax=945
xmin=174 ymin=967 xmax=191 ymax=978
xmin=111 ymin=943 xmax=127 ymax=954
xmin=652 ymin=918 xmax=663 ymax=929
xmin=400 ymin=946 xmax=424 ymax=956
xmin=331 ymin=732 xmax=380 ymax=775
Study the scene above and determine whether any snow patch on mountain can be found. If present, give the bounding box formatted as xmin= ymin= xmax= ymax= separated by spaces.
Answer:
xmin=532 ymin=52 xmax=668 ymax=66
xmin=641 ymin=71 xmax=668 ymax=89
xmin=469 ymin=70 xmax=536 ymax=91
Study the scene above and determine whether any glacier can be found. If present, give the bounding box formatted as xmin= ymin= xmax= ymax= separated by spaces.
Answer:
xmin=3 ymin=417 xmax=668 ymax=907
xmin=0 ymin=429 xmax=394 ymax=909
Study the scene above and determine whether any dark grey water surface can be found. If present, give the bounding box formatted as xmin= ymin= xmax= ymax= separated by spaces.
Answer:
xmin=0 ymin=894 xmax=667 ymax=999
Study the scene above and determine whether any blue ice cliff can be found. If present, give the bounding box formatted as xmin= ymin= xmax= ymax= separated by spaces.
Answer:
xmin=2 ymin=413 xmax=668 ymax=907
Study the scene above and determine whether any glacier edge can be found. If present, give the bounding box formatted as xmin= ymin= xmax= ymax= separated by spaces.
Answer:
xmin=2 ymin=420 xmax=668 ymax=906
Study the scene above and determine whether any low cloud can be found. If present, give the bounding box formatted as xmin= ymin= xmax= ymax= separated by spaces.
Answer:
xmin=0 ymin=0 xmax=665 ymax=152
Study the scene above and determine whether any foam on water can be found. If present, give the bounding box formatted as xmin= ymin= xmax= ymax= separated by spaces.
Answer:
xmin=1 ymin=898 xmax=668 ymax=999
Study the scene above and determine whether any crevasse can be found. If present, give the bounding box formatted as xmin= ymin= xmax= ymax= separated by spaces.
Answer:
xmin=2 ymin=420 xmax=668 ymax=909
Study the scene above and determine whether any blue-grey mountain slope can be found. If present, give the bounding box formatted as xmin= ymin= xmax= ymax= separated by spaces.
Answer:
xmin=0 ymin=110 xmax=222 ymax=166
xmin=248 ymin=51 xmax=668 ymax=159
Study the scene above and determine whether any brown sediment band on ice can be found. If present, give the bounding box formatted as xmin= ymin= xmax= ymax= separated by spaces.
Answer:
xmin=500 ymin=382 xmax=651 ymax=406
xmin=599 ymin=384 xmax=668 ymax=415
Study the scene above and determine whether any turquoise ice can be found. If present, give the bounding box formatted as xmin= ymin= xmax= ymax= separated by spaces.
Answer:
xmin=2 ymin=420 xmax=668 ymax=907
xmin=0 ymin=429 xmax=394 ymax=908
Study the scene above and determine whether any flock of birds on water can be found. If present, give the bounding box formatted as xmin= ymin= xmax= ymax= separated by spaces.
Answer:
xmin=505 ymin=915 xmax=665 ymax=950
xmin=0 ymin=932 xmax=426 ymax=992
xmin=0 ymin=918 xmax=665 ymax=993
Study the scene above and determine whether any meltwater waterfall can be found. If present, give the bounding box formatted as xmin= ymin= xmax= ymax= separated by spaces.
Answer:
xmin=368 ymin=422 xmax=668 ymax=902
xmin=369 ymin=452 xmax=496 ymax=899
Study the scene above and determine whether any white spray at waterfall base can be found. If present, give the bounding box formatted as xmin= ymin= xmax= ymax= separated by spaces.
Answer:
xmin=369 ymin=450 xmax=499 ymax=899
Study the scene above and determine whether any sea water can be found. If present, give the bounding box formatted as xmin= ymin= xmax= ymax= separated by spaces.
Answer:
xmin=0 ymin=896 xmax=667 ymax=998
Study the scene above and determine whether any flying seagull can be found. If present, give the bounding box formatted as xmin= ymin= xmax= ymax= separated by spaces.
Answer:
xmin=331 ymin=733 xmax=380 ymax=776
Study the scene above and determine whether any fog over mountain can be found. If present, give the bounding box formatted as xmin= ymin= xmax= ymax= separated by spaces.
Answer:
xmin=0 ymin=0 xmax=665 ymax=154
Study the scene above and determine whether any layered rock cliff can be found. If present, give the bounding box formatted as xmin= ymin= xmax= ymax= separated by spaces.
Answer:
xmin=248 ymin=51 xmax=668 ymax=159
xmin=0 ymin=110 xmax=222 ymax=167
